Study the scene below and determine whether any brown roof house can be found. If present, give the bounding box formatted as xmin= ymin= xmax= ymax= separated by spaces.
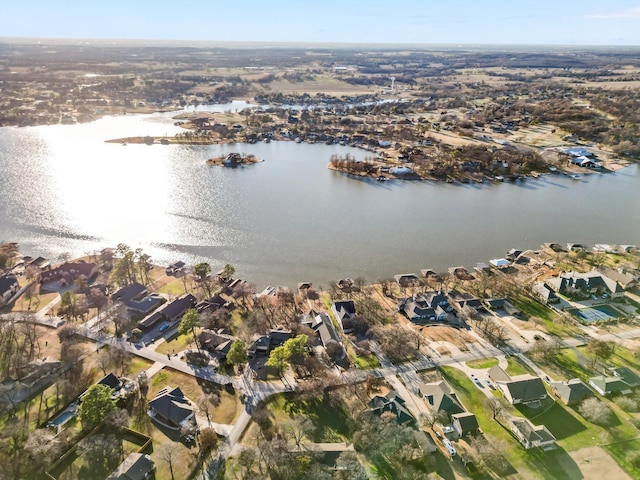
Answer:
xmin=488 ymin=366 xmax=548 ymax=406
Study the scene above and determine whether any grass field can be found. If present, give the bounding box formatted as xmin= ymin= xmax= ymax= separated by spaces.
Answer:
xmin=466 ymin=357 xmax=499 ymax=369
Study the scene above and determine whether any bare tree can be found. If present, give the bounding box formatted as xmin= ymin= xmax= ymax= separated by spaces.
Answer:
xmin=156 ymin=443 xmax=177 ymax=480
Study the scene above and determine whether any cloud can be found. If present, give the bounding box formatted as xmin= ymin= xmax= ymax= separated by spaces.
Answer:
xmin=585 ymin=6 xmax=640 ymax=20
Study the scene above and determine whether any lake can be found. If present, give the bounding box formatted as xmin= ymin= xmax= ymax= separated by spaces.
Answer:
xmin=0 ymin=110 xmax=638 ymax=289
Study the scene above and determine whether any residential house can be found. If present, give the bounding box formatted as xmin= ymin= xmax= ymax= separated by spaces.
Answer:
xmin=509 ymin=417 xmax=556 ymax=450
xmin=198 ymin=329 xmax=236 ymax=360
xmin=40 ymin=260 xmax=98 ymax=288
xmin=195 ymin=294 xmax=231 ymax=315
xmin=0 ymin=274 xmax=19 ymax=305
xmin=484 ymin=298 xmax=508 ymax=310
xmin=424 ymin=290 xmax=453 ymax=314
xmin=597 ymin=267 xmax=637 ymax=291
xmin=549 ymin=379 xmax=594 ymax=405
xmin=331 ymin=300 xmax=357 ymax=333
xmin=106 ymin=453 xmax=155 ymax=480
xmin=448 ymin=266 xmax=475 ymax=281
xmin=488 ymin=366 xmax=547 ymax=406
xmin=111 ymin=282 xmax=165 ymax=314
xmin=419 ymin=380 xmax=465 ymax=417
xmin=547 ymin=271 xmax=626 ymax=299
xmin=136 ymin=294 xmax=196 ymax=330
xmin=148 ymin=386 xmax=197 ymax=432
xmin=81 ymin=373 xmax=137 ymax=404
xmin=397 ymin=296 xmax=437 ymax=324
xmin=451 ymin=412 xmax=480 ymax=437
xmin=313 ymin=312 xmax=345 ymax=360
xmin=368 ymin=391 xmax=415 ymax=425
xmin=589 ymin=375 xmax=632 ymax=396
xmin=611 ymin=367 xmax=640 ymax=387
xmin=533 ymin=282 xmax=560 ymax=304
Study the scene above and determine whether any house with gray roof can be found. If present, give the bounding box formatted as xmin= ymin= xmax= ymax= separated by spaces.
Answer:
xmin=509 ymin=417 xmax=556 ymax=450
xmin=148 ymin=386 xmax=197 ymax=432
xmin=368 ymin=391 xmax=415 ymax=425
xmin=331 ymin=300 xmax=357 ymax=333
xmin=419 ymin=380 xmax=465 ymax=417
xmin=533 ymin=282 xmax=560 ymax=304
xmin=313 ymin=312 xmax=345 ymax=360
xmin=451 ymin=412 xmax=480 ymax=437
xmin=106 ymin=453 xmax=155 ymax=480
xmin=549 ymin=379 xmax=593 ymax=405
xmin=488 ymin=366 xmax=547 ymax=406
xmin=589 ymin=375 xmax=632 ymax=396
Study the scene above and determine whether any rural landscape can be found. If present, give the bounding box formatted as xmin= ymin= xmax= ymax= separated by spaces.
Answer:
xmin=1 ymin=37 xmax=640 ymax=480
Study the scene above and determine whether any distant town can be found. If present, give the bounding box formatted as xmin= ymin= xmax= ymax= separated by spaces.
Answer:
xmin=1 ymin=39 xmax=640 ymax=480
xmin=1 ymin=240 xmax=640 ymax=479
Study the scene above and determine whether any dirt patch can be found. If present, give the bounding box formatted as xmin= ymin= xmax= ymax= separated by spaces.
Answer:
xmin=421 ymin=325 xmax=476 ymax=347
xmin=568 ymin=446 xmax=631 ymax=480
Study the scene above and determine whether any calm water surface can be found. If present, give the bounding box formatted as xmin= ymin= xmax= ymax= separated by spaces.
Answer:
xmin=0 ymin=111 xmax=638 ymax=289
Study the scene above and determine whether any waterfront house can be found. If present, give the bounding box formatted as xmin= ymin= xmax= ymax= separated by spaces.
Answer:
xmin=165 ymin=261 xmax=185 ymax=276
xmin=488 ymin=366 xmax=547 ymax=406
xmin=0 ymin=274 xmax=19 ymax=305
xmin=331 ymin=300 xmax=357 ymax=333
xmin=40 ymin=260 xmax=98 ymax=289
xmin=549 ymin=379 xmax=593 ymax=405
xmin=489 ymin=258 xmax=510 ymax=269
xmin=398 ymin=296 xmax=437 ymax=324
xmin=312 ymin=312 xmax=345 ymax=360
xmin=148 ymin=386 xmax=197 ymax=432
xmin=509 ymin=417 xmax=556 ymax=450
xmin=136 ymin=294 xmax=196 ymax=330
xmin=532 ymin=282 xmax=560 ymax=304
xmin=547 ymin=271 xmax=626 ymax=299
xmin=394 ymin=273 xmax=420 ymax=287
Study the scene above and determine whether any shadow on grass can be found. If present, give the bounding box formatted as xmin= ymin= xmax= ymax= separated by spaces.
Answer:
xmin=525 ymin=446 xmax=583 ymax=480
xmin=517 ymin=402 xmax=587 ymax=440
xmin=280 ymin=393 xmax=352 ymax=442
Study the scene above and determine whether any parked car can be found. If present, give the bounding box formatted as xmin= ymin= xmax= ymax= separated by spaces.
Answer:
xmin=602 ymin=293 xmax=609 ymax=299
xmin=159 ymin=322 xmax=170 ymax=332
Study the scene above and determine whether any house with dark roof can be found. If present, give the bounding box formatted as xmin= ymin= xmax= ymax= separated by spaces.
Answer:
xmin=106 ymin=453 xmax=155 ymax=480
xmin=394 ymin=273 xmax=420 ymax=287
xmin=451 ymin=412 xmax=480 ymax=437
xmin=198 ymin=329 xmax=236 ymax=360
xmin=588 ymin=375 xmax=632 ymax=396
xmin=313 ymin=312 xmax=345 ymax=360
xmin=424 ymin=291 xmax=453 ymax=312
xmin=509 ymin=417 xmax=556 ymax=450
xmin=419 ymin=381 xmax=465 ymax=417
xmin=148 ymin=386 xmax=197 ymax=432
xmin=137 ymin=294 xmax=196 ymax=330
xmin=533 ymin=282 xmax=560 ymax=304
xmin=547 ymin=271 xmax=626 ymax=299
xmin=40 ymin=260 xmax=98 ymax=287
xmin=111 ymin=282 xmax=147 ymax=304
xmin=488 ymin=366 xmax=547 ymax=406
xmin=397 ymin=297 xmax=437 ymax=324
xmin=368 ymin=391 xmax=415 ymax=425
xmin=0 ymin=274 xmax=19 ymax=305
xmin=611 ymin=367 xmax=640 ymax=387
xmin=549 ymin=379 xmax=594 ymax=405
xmin=195 ymin=294 xmax=231 ymax=315
xmin=331 ymin=300 xmax=357 ymax=333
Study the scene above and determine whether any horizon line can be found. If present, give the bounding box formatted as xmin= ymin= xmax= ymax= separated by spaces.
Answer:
xmin=1 ymin=36 xmax=640 ymax=50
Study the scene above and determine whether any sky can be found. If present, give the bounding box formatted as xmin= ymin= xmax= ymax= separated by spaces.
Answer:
xmin=3 ymin=0 xmax=640 ymax=46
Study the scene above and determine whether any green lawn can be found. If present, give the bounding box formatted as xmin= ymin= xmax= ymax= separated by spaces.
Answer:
xmin=505 ymin=356 xmax=530 ymax=376
xmin=268 ymin=393 xmax=353 ymax=443
xmin=154 ymin=332 xmax=194 ymax=355
xmin=605 ymin=439 xmax=640 ymax=479
xmin=466 ymin=357 xmax=499 ymax=369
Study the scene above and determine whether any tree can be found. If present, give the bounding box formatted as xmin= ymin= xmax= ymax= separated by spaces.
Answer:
xmin=266 ymin=346 xmax=288 ymax=375
xmin=485 ymin=396 xmax=507 ymax=420
xmin=198 ymin=427 xmax=219 ymax=453
xmin=156 ymin=443 xmax=177 ymax=480
xmin=227 ymin=340 xmax=248 ymax=367
xmin=193 ymin=262 xmax=212 ymax=296
xmin=423 ymin=410 xmax=449 ymax=429
xmin=179 ymin=308 xmax=201 ymax=352
xmin=579 ymin=397 xmax=614 ymax=426
xmin=586 ymin=339 xmax=615 ymax=367
xmin=78 ymin=384 xmax=116 ymax=429
xmin=220 ymin=263 xmax=235 ymax=282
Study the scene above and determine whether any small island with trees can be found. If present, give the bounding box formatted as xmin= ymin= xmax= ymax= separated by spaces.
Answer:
xmin=205 ymin=152 xmax=262 ymax=167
